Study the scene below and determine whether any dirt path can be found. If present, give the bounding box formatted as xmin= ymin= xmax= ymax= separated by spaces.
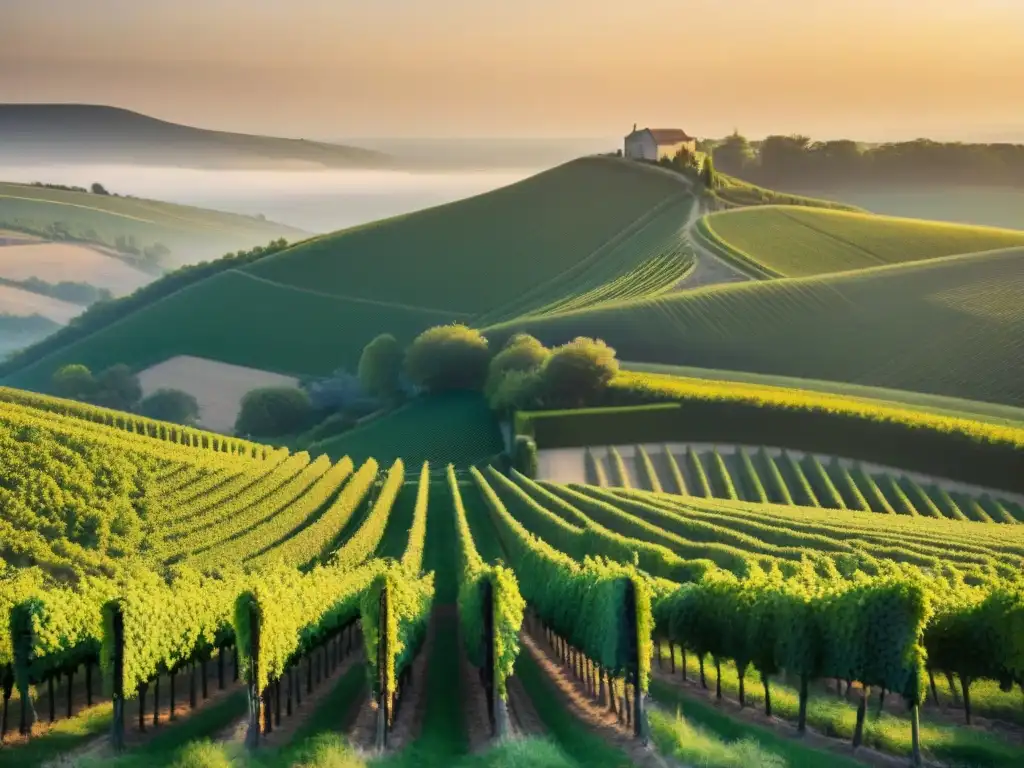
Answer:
xmin=349 ymin=609 xmax=439 ymax=753
xmin=249 ymin=636 xmax=366 ymax=749
xmin=521 ymin=628 xmax=671 ymax=768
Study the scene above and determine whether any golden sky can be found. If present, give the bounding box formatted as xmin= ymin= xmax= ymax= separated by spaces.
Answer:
xmin=1 ymin=0 xmax=1022 ymax=141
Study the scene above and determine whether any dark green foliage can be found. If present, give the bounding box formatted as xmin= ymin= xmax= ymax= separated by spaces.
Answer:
xmin=51 ymin=364 xmax=96 ymax=401
xmin=513 ymin=435 xmax=538 ymax=478
xmin=138 ymin=389 xmax=200 ymax=426
xmin=93 ymin=364 xmax=143 ymax=411
xmin=485 ymin=334 xmax=550 ymax=411
xmin=701 ymin=155 xmax=716 ymax=188
xmin=358 ymin=333 xmax=404 ymax=400
xmin=0 ymin=276 xmax=113 ymax=306
xmin=235 ymin=386 xmax=313 ymax=437
xmin=405 ymin=324 xmax=490 ymax=393
xmin=537 ymin=337 xmax=619 ymax=407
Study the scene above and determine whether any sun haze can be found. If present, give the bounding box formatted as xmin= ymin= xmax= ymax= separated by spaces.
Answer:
xmin=1 ymin=0 xmax=1021 ymax=140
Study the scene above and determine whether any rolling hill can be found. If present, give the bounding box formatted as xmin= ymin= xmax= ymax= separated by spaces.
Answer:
xmin=699 ymin=206 xmax=1024 ymax=277
xmin=1 ymin=157 xmax=696 ymax=385
xmin=486 ymin=246 xmax=1024 ymax=407
xmin=0 ymin=179 xmax=307 ymax=267
xmin=0 ymin=103 xmax=388 ymax=170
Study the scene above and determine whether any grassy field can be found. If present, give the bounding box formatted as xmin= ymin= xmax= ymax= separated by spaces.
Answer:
xmin=488 ymin=246 xmax=1024 ymax=407
xmin=309 ymin=393 xmax=504 ymax=467
xmin=700 ymin=206 xmax=1024 ymax=277
xmin=0 ymin=181 xmax=306 ymax=266
xmin=783 ymin=184 xmax=1024 ymax=231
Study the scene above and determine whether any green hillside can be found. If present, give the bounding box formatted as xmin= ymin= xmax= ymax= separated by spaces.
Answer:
xmin=308 ymin=393 xmax=503 ymax=466
xmin=0 ymin=181 xmax=306 ymax=265
xmin=244 ymin=157 xmax=691 ymax=319
xmin=700 ymin=206 xmax=1024 ymax=277
xmin=487 ymin=246 xmax=1024 ymax=407
xmin=4 ymin=269 xmax=465 ymax=387
xmin=3 ymin=157 xmax=694 ymax=386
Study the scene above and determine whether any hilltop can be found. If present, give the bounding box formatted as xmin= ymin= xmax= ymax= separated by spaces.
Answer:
xmin=0 ymin=104 xmax=389 ymax=170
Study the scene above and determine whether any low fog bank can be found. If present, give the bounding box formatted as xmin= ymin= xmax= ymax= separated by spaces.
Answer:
xmin=0 ymin=163 xmax=537 ymax=233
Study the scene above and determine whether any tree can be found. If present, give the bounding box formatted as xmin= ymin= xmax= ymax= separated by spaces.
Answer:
xmin=485 ymin=334 xmax=549 ymax=395
xmin=90 ymin=183 xmax=110 ymax=195
xmin=51 ymin=364 xmax=96 ymax=400
xmin=701 ymin=155 xmax=717 ymax=189
xmin=538 ymin=337 xmax=619 ymax=407
xmin=489 ymin=369 xmax=542 ymax=413
xmin=139 ymin=389 xmax=200 ymax=425
xmin=712 ymin=132 xmax=754 ymax=176
xmin=358 ymin=333 xmax=404 ymax=401
xmin=405 ymin=324 xmax=490 ymax=393
xmin=94 ymin=364 xmax=142 ymax=410
xmin=235 ymin=387 xmax=313 ymax=437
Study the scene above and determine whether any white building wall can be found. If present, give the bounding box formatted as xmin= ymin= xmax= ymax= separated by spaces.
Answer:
xmin=624 ymin=132 xmax=657 ymax=161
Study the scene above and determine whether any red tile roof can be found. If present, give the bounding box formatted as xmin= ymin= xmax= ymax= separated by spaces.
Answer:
xmin=646 ymin=128 xmax=694 ymax=145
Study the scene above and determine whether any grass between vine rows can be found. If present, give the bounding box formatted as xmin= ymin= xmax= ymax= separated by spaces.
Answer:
xmin=653 ymin=645 xmax=1023 ymax=767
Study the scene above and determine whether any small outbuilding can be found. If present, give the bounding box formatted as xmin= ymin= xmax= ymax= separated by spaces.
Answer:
xmin=624 ymin=125 xmax=696 ymax=161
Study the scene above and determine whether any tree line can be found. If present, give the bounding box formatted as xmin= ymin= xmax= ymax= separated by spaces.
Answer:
xmin=709 ymin=133 xmax=1024 ymax=188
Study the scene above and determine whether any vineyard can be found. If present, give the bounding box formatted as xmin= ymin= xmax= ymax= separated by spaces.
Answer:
xmin=539 ymin=443 xmax=1024 ymax=525
xmin=2 ymin=391 xmax=1023 ymax=768
xmin=488 ymin=245 xmax=1024 ymax=407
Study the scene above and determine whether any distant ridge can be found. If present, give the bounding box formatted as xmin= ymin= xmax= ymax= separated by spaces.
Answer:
xmin=0 ymin=104 xmax=391 ymax=169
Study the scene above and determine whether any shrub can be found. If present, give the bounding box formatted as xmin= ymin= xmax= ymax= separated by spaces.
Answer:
xmin=405 ymin=324 xmax=490 ymax=393
xmin=139 ymin=389 xmax=200 ymax=425
xmin=93 ymin=364 xmax=142 ymax=410
xmin=513 ymin=435 xmax=539 ymax=478
xmin=489 ymin=369 xmax=543 ymax=413
xmin=485 ymin=333 xmax=549 ymax=395
xmin=358 ymin=333 xmax=404 ymax=400
xmin=538 ymin=337 xmax=619 ymax=407
xmin=235 ymin=387 xmax=314 ymax=437
xmin=51 ymin=363 xmax=96 ymax=400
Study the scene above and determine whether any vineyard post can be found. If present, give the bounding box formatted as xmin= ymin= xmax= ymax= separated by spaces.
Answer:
xmin=624 ymin=579 xmax=646 ymax=741
xmin=2 ymin=672 xmax=12 ymax=738
xmin=911 ymin=702 xmax=922 ymax=766
xmin=375 ymin=583 xmax=390 ymax=750
xmin=244 ymin=604 xmax=261 ymax=749
xmin=12 ymin=605 xmax=36 ymax=736
xmin=65 ymin=668 xmax=74 ymax=719
xmin=110 ymin=607 xmax=125 ymax=752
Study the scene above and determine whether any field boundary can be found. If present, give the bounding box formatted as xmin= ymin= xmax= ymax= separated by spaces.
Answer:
xmin=691 ymin=216 xmax=778 ymax=279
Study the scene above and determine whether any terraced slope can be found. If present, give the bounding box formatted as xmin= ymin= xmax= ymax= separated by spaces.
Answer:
xmin=699 ymin=206 xmax=1024 ymax=277
xmin=488 ymin=246 xmax=1024 ymax=407
xmin=559 ymin=443 xmax=1024 ymax=525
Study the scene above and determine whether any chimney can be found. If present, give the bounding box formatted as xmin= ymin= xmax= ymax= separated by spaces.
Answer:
xmin=633 ymin=123 xmax=637 ymax=132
